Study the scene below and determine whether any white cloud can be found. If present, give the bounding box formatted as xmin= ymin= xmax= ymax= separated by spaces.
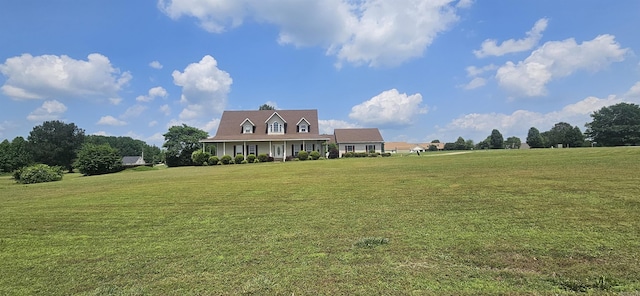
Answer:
xmin=625 ymin=81 xmax=640 ymax=99
xmin=148 ymin=120 xmax=158 ymax=127
xmin=109 ymin=98 xmax=122 ymax=105
xmin=318 ymin=119 xmax=360 ymax=135
xmin=121 ymin=105 xmax=148 ymax=119
xmin=349 ymin=89 xmax=427 ymax=127
xmin=496 ymin=34 xmax=628 ymax=97
xmin=463 ymin=77 xmax=486 ymax=90
xmin=97 ymin=115 xmax=127 ymax=126
xmin=462 ymin=64 xmax=496 ymax=90
xmin=149 ymin=61 xmax=163 ymax=69
xmin=136 ymin=86 xmax=168 ymax=102
xmin=26 ymin=100 xmax=67 ymax=122
xmin=0 ymin=53 xmax=131 ymax=100
xmin=172 ymin=55 xmax=232 ymax=120
xmin=159 ymin=0 xmax=463 ymax=67
xmin=159 ymin=104 xmax=171 ymax=116
xmin=434 ymin=94 xmax=622 ymax=142
xmin=474 ymin=18 xmax=548 ymax=58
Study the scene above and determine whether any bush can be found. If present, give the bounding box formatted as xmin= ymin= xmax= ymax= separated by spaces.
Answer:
xmin=246 ymin=154 xmax=256 ymax=163
xmin=208 ymin=156 xmax=219 ymax=165
xmin=15 ymin=164 xmax=63 ymax=184
xmin=220 ymin=155 xmax=233 ymax=165
xmin=191 ymin=150 xmax=211 ymax=166
xmin=257 ymin=153 xmax=269 ymax=163
xmin=234 ymin=154 xmax=245 ymax=164
xmin=297 ymin=151 xmax=309 ymax=161
xmin=368 ymin=152 xmax=379 ymax=157
xmin=356 ymin=152 xmax=368 ymax=158
xmin=75 ymin=144 xmax=123 ymax=176
xmin=343 ymin=152 xmax=354 ymax=158
xmin=309 ymin=151 xmax=321 ymax=160
xmin=381 ymin=152 xmax=392 ymax=157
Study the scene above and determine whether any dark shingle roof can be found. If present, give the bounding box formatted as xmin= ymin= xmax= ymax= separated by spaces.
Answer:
xmin=202 ymin=109 xmax=330 ymax=142
xmin=334 ymin=128 xmax=384 ymax=143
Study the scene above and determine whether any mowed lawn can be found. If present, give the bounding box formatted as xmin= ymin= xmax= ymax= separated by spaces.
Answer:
xmin=1 ymin=148 xmax=639 ymax=295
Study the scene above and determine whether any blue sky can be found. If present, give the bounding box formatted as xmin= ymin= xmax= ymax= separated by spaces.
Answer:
xmin=2 ymin=0 xmax=640 ymax=146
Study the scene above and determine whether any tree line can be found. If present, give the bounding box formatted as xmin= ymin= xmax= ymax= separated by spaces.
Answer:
xmin=426 ymin=102 xmax=640 ymax=151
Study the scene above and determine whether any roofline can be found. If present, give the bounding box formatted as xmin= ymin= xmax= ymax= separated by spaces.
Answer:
xmin=200 ymin=137 xmax=331 ymax=143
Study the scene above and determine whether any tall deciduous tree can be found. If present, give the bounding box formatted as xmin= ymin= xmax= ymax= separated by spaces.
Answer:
xmin=505 ymin=136 xmax=521 ymax=149
xmin=489 ymin=129 xmax=504 ymax=149
xmin=259 ymin=104 xmax=276 ymax=110
xmin=454 ymin=136 xmax=467 ymax=150
xmin=163 ymin=124 xmax=208 ymax=167
xmin=526 ymin=127 xmax=544 ymax=148
xmin=27 ymin=121 xmax=85 ymax=172
xmin=585 ymin=102 xmax=640 ymax=146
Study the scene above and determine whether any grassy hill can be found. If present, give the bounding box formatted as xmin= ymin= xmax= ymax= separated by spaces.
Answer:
xmin=1 ymin=148 xmax=639 ymax=295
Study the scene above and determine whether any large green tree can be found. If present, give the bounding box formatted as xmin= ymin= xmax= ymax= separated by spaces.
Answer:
xmin=74 ymin=144 xmax=123 ymax=176
xmin=85 ymin=135 xmax=162 ymax=164
xmin=542 ymin=122 xmax=584 ymax=148
xmin=0 ymin=139 xmax=12 ymax=173
xmin=259 ymin=104 xmax=276 ymax=110
xmin=27 ymin=121 xmax=85 ymax=172
xmin=454 ymin=136 xmax=467 ymax=150
xmin=585 ymin=102 xmax=640 ymax=146
xmin=163 ymin=124 xmax=208 ymax=167
xmin=526 ymin=127 xmax=544 ymax=148
xmin=505 ymin=136 xmax=521 ymax=149
xmin=489 ymin=129 xmax=504 ymax=149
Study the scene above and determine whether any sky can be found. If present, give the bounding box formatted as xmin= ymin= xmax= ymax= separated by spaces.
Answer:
xmin=2 ymin=0 xmax=640 ymax=147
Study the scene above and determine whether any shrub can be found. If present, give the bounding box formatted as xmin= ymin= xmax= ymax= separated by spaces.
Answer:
xmin=381 ymin=152 xmax=392 ymax=157
xmin=368 ymin=152 xmax=379 ymax=157
xmin=191 ymin=150 xmax=211 ymax=166
xmin=309 ymin=151 xmax=321 ymax=160
xmin=297 ymin=151 xmax=309 ymax=161
xmin=246 ymin=154 xmax=256 ymax=163
xmin=356 ymin=152 xmax=368 ymax=158
xmin=234 ymin=154 xmax=245 ymax=164
xmin=240 ymin=160 xmax=248 ymax=164
xmin=220 ymin=155 xmax=233 ymax=165
xmin=75 ymin=144 xmax=123 ymax=176
xmin=208 ymin=156 xmax=219 ymax=165
xmin=343 ymin=152 xmax=355 ymax=158
xmin=15 ymin=164 xmax=63 ymax=184
xmin=268 ymin=156 xmax=274 ymax=162
xmin=257 ymin=153 xmax=269 ymax=163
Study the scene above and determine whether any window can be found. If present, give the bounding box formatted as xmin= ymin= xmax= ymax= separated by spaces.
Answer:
xmin=366 ymin=145 xmax=376 ymax=152
xmin=269 ymin=122 xmax=282 ymax=133
xmin=244 ymin=125 xmax=252 ymax=134
xmin=235 ymin=145 xmax=244 ymax=155
xmin=345 ymin=145 xmax=355 ymax=152
xmin=293 ymin=144 xmax=300 ymax=156
xmin=299 ymin=124 xmax=307 ymax=133
xmin=248 ymin=145 xmax=256 ymax=155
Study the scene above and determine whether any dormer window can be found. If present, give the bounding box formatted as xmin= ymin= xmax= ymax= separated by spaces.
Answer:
xmin=265 ymin=112 xmax=286 ymax=135
xmin=241 ymin=118 xmax=255 ymax=134
xmin=297 ymin=117 xmax=311 ymax=133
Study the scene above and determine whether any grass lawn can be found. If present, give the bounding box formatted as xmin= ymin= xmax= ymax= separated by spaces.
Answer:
xmin=1 ymin=148 xmax=639 ymax=295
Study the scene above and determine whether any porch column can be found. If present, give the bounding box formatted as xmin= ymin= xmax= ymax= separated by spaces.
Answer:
xmin=243 ymin=141 xmax=247 ymax=159
xmin=283 ymin=140 xmax=287 ymax=162
xmin=223 ymin=142 xmax=226 ymax=157
xmin=269 ymin=141 xmax=272 ymax=156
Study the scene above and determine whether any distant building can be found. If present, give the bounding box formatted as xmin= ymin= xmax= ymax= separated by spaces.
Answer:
xmin=122 ymin=156 xmax=145 ymax=166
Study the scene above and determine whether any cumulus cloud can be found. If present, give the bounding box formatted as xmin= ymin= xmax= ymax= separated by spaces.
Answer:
xmin=121 ymin=105 xmax=148 ymax=119
xmin=149 ymin=61 xmax=163 ymax=69
xmin=136 ymin=86 xmax=168 ymax=102
xmin=462 ymin=64 xmax=496 ymax=89
xmin=474 ymin=18 xmax=548 ymax=58
xmin=496 ymin=34 xmax=628 ymax=97
xmin=0 ymin=53 xmax=131 ymax=100
xmin=318 ymin=119 xmax=360 ymax=135
xmin=349 ymin=89 xmax=428 ymax=127
xmin=159 ymin=104 xmax=171 ymax=116
xmin=97 ymin=115 xmax=127 ymax=126
xmin=172 ymin=55 xmax=232 ymax=120
xmin=434 ymin=94 xmax=622 ymax=142
xmin=27 ymin=100 xmax=67 ymax=122
xmin=625 ymin=81 xmax=640 ymax=99
xmin=159 ymin=0 xmax=465 ymax=67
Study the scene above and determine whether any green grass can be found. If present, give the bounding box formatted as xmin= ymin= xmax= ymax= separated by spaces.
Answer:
xmin=1 ymin=148 xmax=639 ymax=295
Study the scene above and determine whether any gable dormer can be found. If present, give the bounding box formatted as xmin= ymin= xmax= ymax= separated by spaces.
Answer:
xmin=296 ymin=117 xmax=311 ymax=133
xmin=240 ymin=118 xmax=255 ymax=134
xmin=265 ymin=112 xmax=286 ymax=135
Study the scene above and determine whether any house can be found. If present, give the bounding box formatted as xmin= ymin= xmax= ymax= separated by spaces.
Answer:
xmin=200 ymin=109 xmax=330 ymax=161
xmin=385 ymin=142 xmax=444 ymax=153
xmin=333 ymin=128 xmax=384 ymax=156
xmin=122 ymin=156 xmax=145 ymax=166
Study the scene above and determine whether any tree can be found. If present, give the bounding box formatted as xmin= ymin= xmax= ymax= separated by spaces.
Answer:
xmin=489 ymin=129 xmax=504 ymax=149
xmin=162 ymin=124 xmax=208 ymax=167
xmin=504 ymin=136 xmax=521 ymax=149
xmin=74 ymin=144 xmax=123 ymax=176
xmin=585 ymin=103 xmax=640 ymax=146
xmin=259 ymin=104 xmax=276 ymax=110
xmin=454 ymin=137 xmax=467 ymax=150
xmin=430 ymin=139 xmax=440 ymax=143
xmin=327 ymin=143 xmax=339 ymax=159
xmin=85 ymin=135 xmax=162 ymax=164
xmin=0 ymin=139 xmax=12 ymax=173
xmin=465 ymin=139 xmax=475 ymax=150
xmin=191 ymin=150 xmax=211 ymax=166
xmin=526 ymin=127 xmax=544 ymax=148
xmin=27 ymin=121 xmax=85 ymax=172
xmin=443 ymin=142 xmax=456 ymax=150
